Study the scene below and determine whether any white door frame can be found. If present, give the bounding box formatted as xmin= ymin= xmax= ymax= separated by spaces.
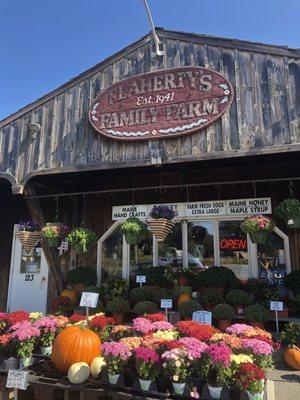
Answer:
xmin=96 ymin=217 xmax=292 ymax=283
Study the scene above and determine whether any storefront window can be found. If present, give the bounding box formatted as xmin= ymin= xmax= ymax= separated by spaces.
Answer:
xmin=219 ymin=220 xmax=249 ymax=280
xmin=21 ymin=246 xmax=41 ymax=273
xmin=158 ymin=222 xmax=183 ymax=267
xmin=129 ymin=229 xmax=153 ymax=285
xmin=257 ymin=232 xmax=287 ymax=286
xmin=101 ymin=226 xmax=123 ymax=281
xmin=188 ymin=221 xmax=214 ymax=268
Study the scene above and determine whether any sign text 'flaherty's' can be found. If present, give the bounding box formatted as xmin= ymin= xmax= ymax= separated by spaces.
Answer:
xmin=89 ymin=67 xmax=234 ymax=140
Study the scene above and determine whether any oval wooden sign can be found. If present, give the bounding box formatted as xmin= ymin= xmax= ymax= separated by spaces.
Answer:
xmin=89 ymin=66 xmax=234 ymax=141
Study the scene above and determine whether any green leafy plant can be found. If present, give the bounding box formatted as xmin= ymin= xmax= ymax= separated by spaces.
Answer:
xmin=101 ymin=278 xmax=128 ymax=301
xmin=285 ymin=271 xmax=300 ymax=294
xmin=66 ymin=228 xmax=98 ymax=253
xmin=133 ymin=301 xmax=158 ymax=315
xmin=225 ymin=289 xmax=252 ymax=306
xmin=130 ymin=286 xmax=154 ymax=304
xmin=154 ymin=288 xmax=175 ymax=306
xmin=194 ymin=266 xmax=237 ymax=289
xmin=137 ymin=266 xmax=172 ymax=287
xmin=199 ymin=288 xmax=224 ymax=306
xmin=275 ymin=199 xmax=300 ymax=221
xmin=280 ymin=322 xmax=300 ymax=348
xmin=244 ymin=304 xmax=270 ymax=323
xmin=213 ymin=303 xmax=235 ymax=320
xmin=66 ymin=267 xmax=97 ymax=287
xmin=179 ymin=300 xmax=202 ymax=319
xmin=106 ymin=297 xmax=130 ymax=315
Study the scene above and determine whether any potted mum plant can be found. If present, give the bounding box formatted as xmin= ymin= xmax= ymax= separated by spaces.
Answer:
xmin=102 ymin=341 xmax=132 ymax=384
xmin=134 ymin=347 xmax=160 ymax=391
xmin=66 ymin=267 xmax=97 ymax=295
xmin=66 ymin=227 xmax=98 ymax=254
xmin=241 ymin=215 xmax=274 ymax=245
xmin=42 ymin=222 xmax=70 ymax=248
xmin=16 ymin=220 xmax=41 ymax=252
xmin=225 ymin=289 xmax=252 ymax=316
xmin=205 ymin=343 xmax=232 ymax=399
xmin=179 ymin=300 xmax=202 ymax=320
xmin=106 ymin=298 xmax=130 ymax=324
xmin=235 ymin=362 xmax=265 ymax=400
xmin=147 ymin=205 xmax=176 ymax=242
xmin=34 ymin=316 xmax=58 ymax=356
xmin=10 ymin=321 xmax=40 ymax=369
xmin=275 ymin=199 xmax=300 ymax=229
xmin=244 ymin=304 xmax=270 ymax=329
xmin=161 ymin=348 xmax=191 ymax=395
xmin=133 ymin=301 xmax=158 ymax=316
xmin=121 ymin=217 xmax=146 ymax=245
xmin=213 ymin=303 xmax=236 ymax=332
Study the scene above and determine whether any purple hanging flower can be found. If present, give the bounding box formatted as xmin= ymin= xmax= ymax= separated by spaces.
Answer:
xmin=149 ymin=205 xmax=176 ymax=220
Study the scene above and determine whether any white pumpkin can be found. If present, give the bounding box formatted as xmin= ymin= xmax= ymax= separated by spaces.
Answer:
xmin=68 ymin=362 xmax=90 ymax=384
xmin=90 ymin=356 xmax=106 ymax=378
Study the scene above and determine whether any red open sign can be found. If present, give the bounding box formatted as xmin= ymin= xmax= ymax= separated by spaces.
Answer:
xmin=220 ymin=239 xmax=247 ymax=250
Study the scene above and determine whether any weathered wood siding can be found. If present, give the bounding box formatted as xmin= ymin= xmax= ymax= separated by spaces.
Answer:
xmin=0 ymin=31 xmax=300 ymax=186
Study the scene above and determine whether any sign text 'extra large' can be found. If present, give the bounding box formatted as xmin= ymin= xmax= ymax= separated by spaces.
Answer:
xmin=89 ymin=67 xmax=234 ymax=141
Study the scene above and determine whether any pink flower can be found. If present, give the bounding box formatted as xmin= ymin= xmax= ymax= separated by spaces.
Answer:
xmin=242 ymin=338 xmax=273 ymax=355
xmin=34 ymin=316 xmax=57 ymax=333
xmin=10 ymin=321 xmax=40 ymax=341
xmin=102 ymin=341 xmax=132 ymax=361
xmin=0 ymin=334 xmax=11 ymax=346
xmin=226 ymin=324 xmax=253 ymax=336
xmin=178 ymin=337 xmax=208 ymax=358
xmin=152 ymin=321 xmax=174 ymax=331
xmin=206 ymin=343 xmax=232 ymax=367
xmin=132 ymin=317 xmax=153 ymax=334
xmin=134 ymin=347 xmax=159 ymax=363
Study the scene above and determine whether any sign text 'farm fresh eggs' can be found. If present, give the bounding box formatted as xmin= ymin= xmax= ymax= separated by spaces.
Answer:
xmin=89 ymin=67 xmax=234 ymax=140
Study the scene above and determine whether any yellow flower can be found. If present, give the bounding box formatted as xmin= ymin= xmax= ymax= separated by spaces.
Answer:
xmin=173 ymin=375 xmax=179 ymax=382
xmin=152 ymin=330 xmax=178 ymax=341
xmin=175 ymin=360 xmax=181 ymax=367
xmin=29 ymin=312 xmax=43 ymax=321
xmin=230 ymin=354 xmax=253 ymax=365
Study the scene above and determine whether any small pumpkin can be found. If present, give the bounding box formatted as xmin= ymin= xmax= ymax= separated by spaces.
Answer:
xmin=178 ymin=293 xmax=192 ymax=307
xmin=52 ymin=325 xmax=101 ymax=373
xmin=284 ymin=347 xmax=300 ymax=370
xmin=68 ymin=362 xmax=90 ymax=384
xmin=90 ymin=356 xmax=106 ymax=378
xmin=61 ymin=289 xmax=77 ymax=306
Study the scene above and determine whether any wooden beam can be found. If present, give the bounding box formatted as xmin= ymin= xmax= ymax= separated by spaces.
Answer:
xmin=23 ymin=183 xmax=65 ymax=295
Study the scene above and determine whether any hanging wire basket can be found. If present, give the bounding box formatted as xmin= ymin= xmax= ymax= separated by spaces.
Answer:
xmin=147 ymin=218 xmax=174 ymax=242
xmin=16 ymin=231 xmax=41 ymax=252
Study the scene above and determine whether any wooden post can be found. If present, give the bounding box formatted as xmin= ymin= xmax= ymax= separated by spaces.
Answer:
xmin=23 ymin=183 xmax=65 ymax=294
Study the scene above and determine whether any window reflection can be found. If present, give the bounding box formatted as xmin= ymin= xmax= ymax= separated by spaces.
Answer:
xmin=129 ymin=229 xmax=153 ymax=285
xmin=158 ymin=222 xmax=183 ymax=267
xmin=188 ymin=221 xmax=214 ymax=268
xmin=101 ymin=226 xmax=123 ymax=280
xmin=21 ymin=247 xmax=41 ymax=273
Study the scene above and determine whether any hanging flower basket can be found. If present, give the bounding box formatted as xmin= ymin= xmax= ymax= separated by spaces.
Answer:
xmin=16 ymin=220 xmax=41 ymax=252
xmin=42 ymin=222 xmax=70 ymax=248
xmin=121 ymin=217 xmax=146 ymax=245
xmin=147 ymin=205 xmax=176 ymax=242
xmin=66 ymin=228 xmax=98 ymax=254
xmin=275 ymin=199 xmax=300 ymax=229
xmin=241 ymin=215 xmax=274 ymax=245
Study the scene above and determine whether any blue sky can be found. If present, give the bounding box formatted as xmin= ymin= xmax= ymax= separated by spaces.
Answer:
xmin=1 ymin=0 xmax=299 ymax=121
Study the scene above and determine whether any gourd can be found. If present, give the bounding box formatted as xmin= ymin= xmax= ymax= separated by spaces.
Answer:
xmin=52 ymin=325 xmax=101 ymax=373
xmin=68 ymin=362 xmax=90 ymax=384
xmin=90 ymin=356 xmax=106 ymax=378
xmin=61 ymin=289 xmax=77 ymax=306
xmin=284 ymin=347 xmax=300 ymax=370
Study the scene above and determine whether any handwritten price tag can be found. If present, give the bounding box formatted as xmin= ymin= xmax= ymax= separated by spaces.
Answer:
xmin=192 ymin=310 xmax=212 ymax=325
xmin=270 ymin=301 xmax=283 ymax=312
xmin=136 ymin=275 xmax=146 ymax=283
xmin=6 ymin=370 xmax=28 ymax=390
xmin=161 ymin=299 xmax=172 ymax=309
xmin=80 ymin=292 xmax=99 ymax=308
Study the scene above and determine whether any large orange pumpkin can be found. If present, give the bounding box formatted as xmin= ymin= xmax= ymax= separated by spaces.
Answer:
xmin=178 ymin=293 xmax=192 ymax=307
xmin=52 ymin=325 xmax=101 ymax=373
xmin=61 ymin=289 xmax=77 ymax=306
xmin=284 ymin=347 xmax=300 ymax=370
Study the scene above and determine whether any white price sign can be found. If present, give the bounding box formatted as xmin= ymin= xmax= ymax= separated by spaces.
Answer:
xmin=161 ymin=299 xmax=173 ymax=309
xmin=136 ymin=275 xmax=146 ymax=283
xmin=270 ymin=301 xmax=284 ymax=312
xmin=80 ymin=292 xmax=99 ymax=308
xmin=192 ymin=310 xmax=212 ymax=325
xmin=6 ymin=370 xmax=28 ymax=390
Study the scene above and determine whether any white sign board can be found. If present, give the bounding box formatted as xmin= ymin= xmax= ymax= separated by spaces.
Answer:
xmin=161 ymin=299 xmax=173 ymax=309
xmin=6 ymin=370 xmax=28 ymax=390
xmin=192 ymin=310 xmax=212 ymax=325
xmin=270 ymin=301 xmax=284 ymax=312
xmin=136 ymin=275 xmax=146 ymax=283
xmin=112 ymin=198 xmax=272 ymax=220
xmin=80 ymin=292 xmax=99 ymax=308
